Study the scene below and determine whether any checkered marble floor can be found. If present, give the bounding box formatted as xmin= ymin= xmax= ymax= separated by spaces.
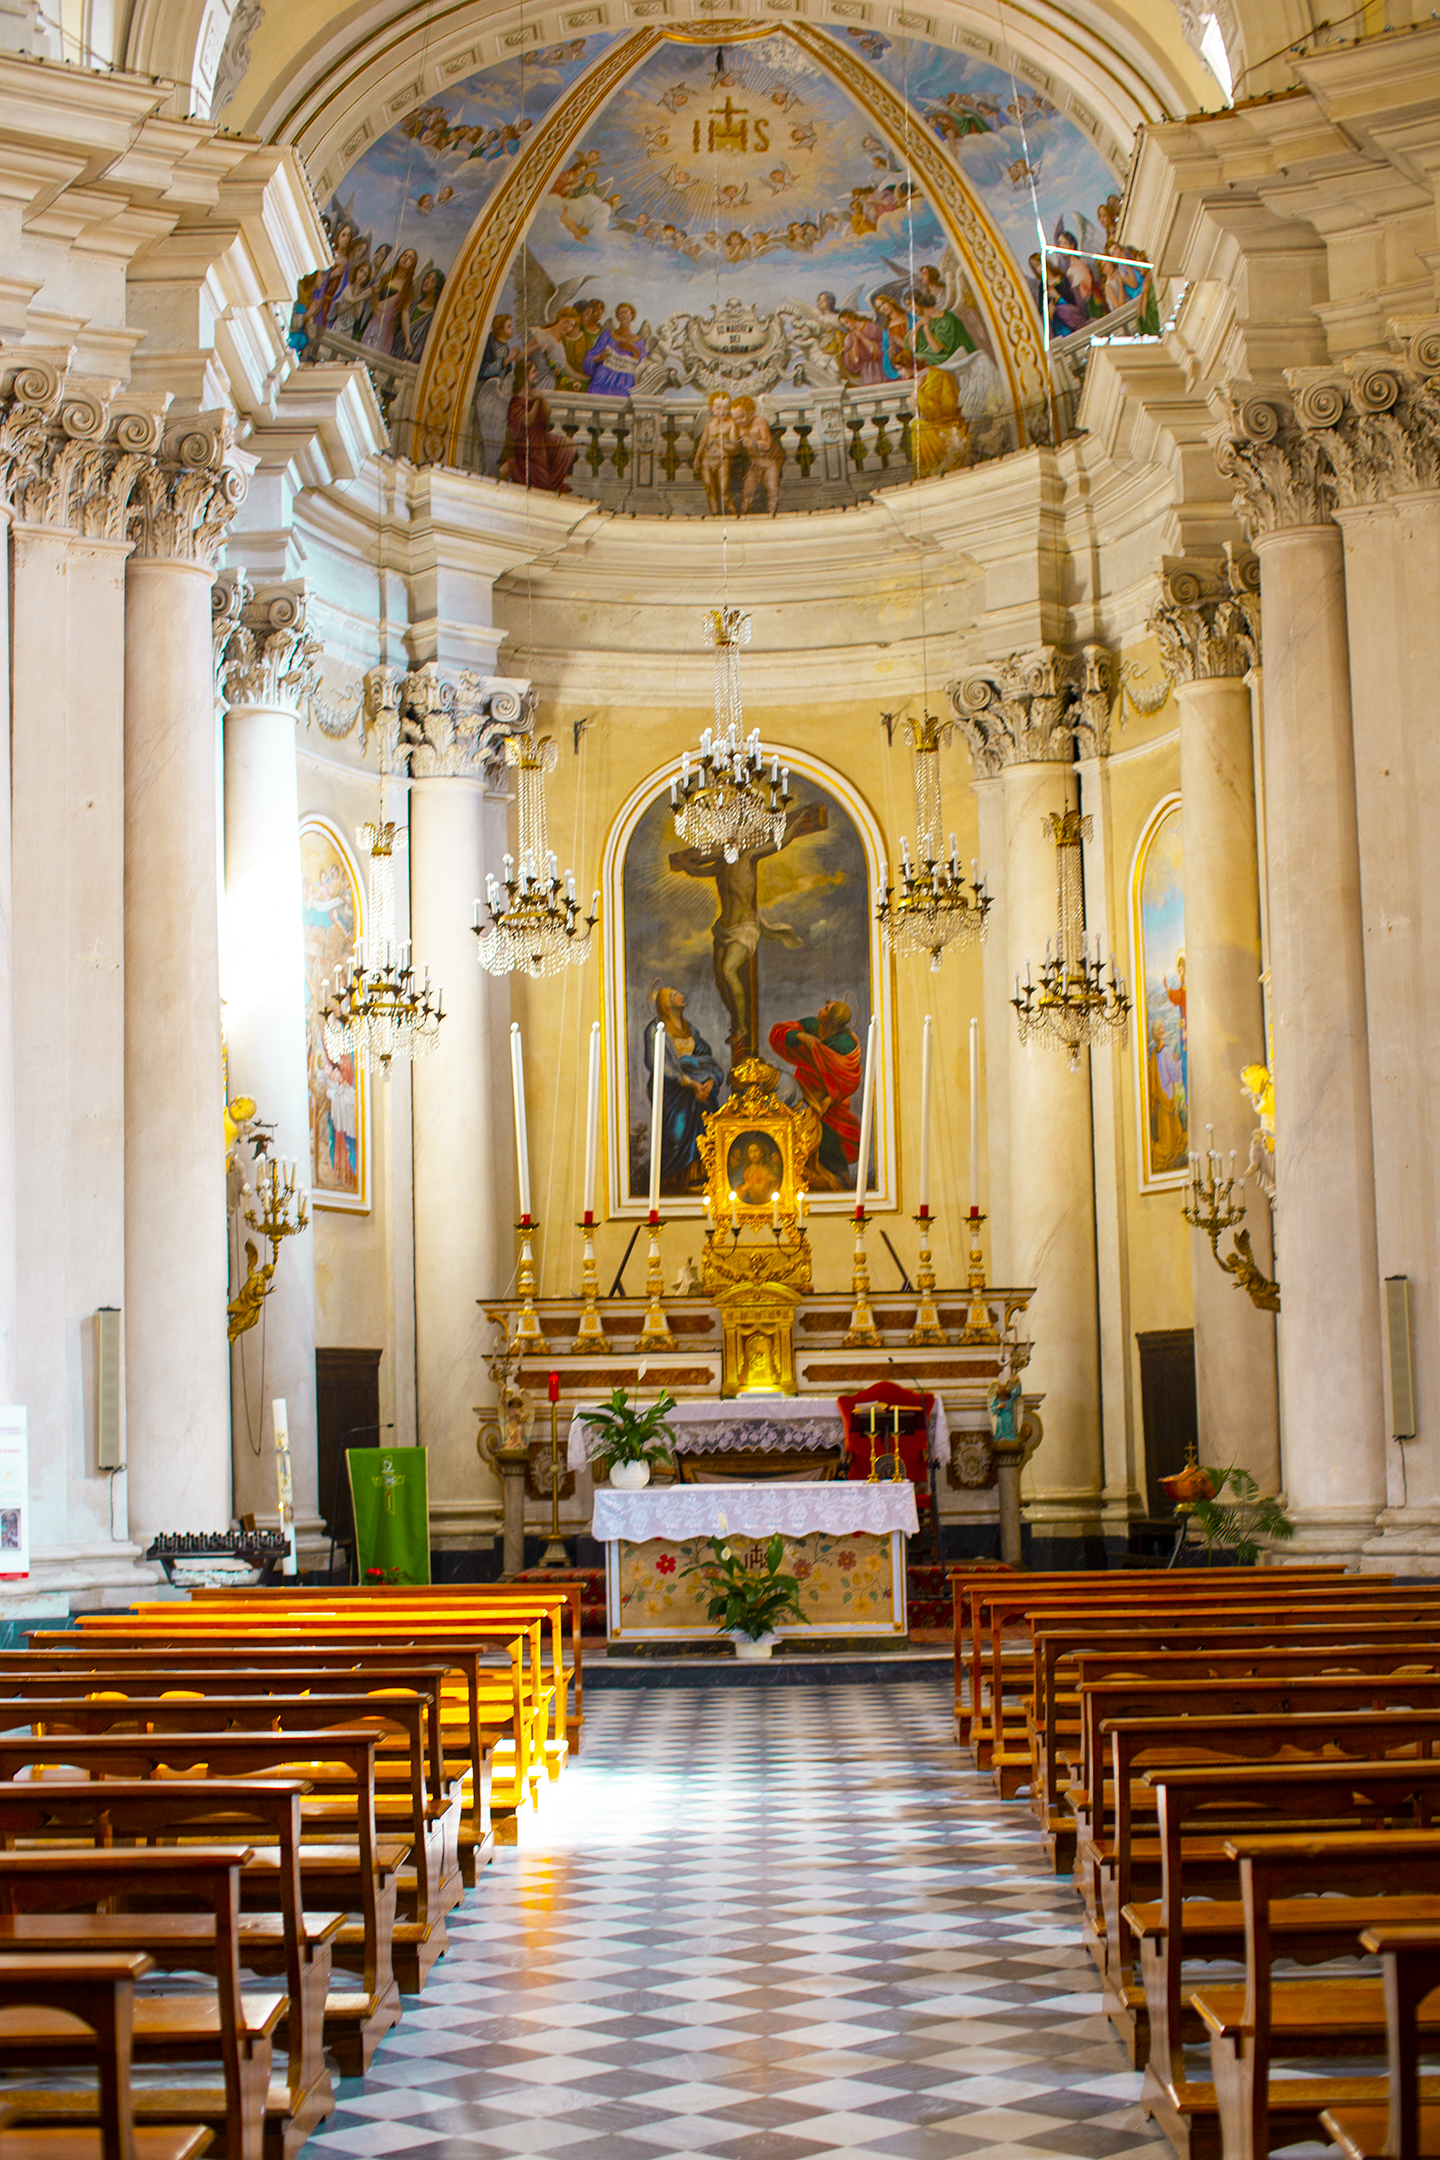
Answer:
xmin=313 ymin=1683 xmax=1175 ymax=2160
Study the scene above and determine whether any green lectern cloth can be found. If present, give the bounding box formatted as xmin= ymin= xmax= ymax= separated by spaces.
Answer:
xmin=347 ymin=1446 xmax=430 ymax=1585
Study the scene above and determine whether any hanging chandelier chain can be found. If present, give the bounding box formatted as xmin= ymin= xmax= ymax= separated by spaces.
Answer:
xmin=673 ymin=603 xmax=790 ymax=866
xmin=1011 ymin=807 xmax=1130 ymax=1070
xmin=476 ymin=732 xmax=598 ymax=980
xmin=876 ymin=709 xmax=989 ymax=972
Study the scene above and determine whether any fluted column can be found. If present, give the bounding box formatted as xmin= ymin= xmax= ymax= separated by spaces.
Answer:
xmin=216 ymin=576 xmax=323 ymax=1539
xmin=1151 ymin=552 xmax=1280 ymax=1490
xmin=1289 ymin=361 xmax=1440 ymax=1563
xmin=1216 ymin=392 xmax=1384 ymax=1562
xmin=124 ymin=415 xmax=246 ymax=1542
xmin=954 ymin=647 xmax=1112 ymax=1561
xmin=399 ymin=671 xmax=528 ymax=1548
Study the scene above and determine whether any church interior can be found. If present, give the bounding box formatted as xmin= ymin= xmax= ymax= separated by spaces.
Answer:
xmin=1 ymin=0 xmax=1440 ymax=2147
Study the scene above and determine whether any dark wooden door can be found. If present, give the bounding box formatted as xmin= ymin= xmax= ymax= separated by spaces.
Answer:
xmin=315 ymin=1348 xmax=384 ymax=1557
xmin=1136 ymin=1328 xmax=1199 ymax=1516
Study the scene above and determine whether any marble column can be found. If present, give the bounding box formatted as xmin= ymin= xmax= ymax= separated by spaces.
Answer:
xmin=216 ymin=577 xmax=323 ymax=1540
xmin=1293 ymin=365 xmax=1440 ymax=1563
xmin=1151 ymin=553 xmax=1280 ymax=1491
xmin=123 ymin=416 xmax=246 ymax=1544
xmin=953 ymin=648 xmax=1111 ymax=1560
xmin=1217 ymin=392 xmax=1384 ymax=1562
xmin=402 ymin=675 xmax=527 ymax=1551
xmin=972 ymin=776 xmax=1011 ymax=1283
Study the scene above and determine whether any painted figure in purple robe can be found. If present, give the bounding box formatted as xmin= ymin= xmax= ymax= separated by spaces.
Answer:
xmin=582 ymin=304 xmax=648 ymax=397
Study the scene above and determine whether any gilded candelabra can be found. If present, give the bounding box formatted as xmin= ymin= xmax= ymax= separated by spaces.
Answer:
xmin=842 ymin=1210 xmax=881 ymax=1349
xmin=637 ymin=1216 xmax=677 ymax=1352
xmin=510 ymin=1219 xmax=549 ymax=1348
xmin=908 ymin=1210 xmax=947 ymax=1346
xmin=957 ymin=1207 xmax=1001 ymax=1345
xmin=1182 ymin=1126 xmax=1280 ymax=1313
xmin=228 ymin=1156 xmax=309 ymax=1344
xmin=572 ymin=1218 xmax=607 ymax=1351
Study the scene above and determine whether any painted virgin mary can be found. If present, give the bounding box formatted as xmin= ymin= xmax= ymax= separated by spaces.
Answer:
xmin=644 ymin=985 xmax=724 ymax=1193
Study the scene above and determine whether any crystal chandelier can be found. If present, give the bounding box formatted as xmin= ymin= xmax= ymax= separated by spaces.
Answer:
xmin=876 ymin=710 xmax=991 ymax=971
xmin=323 ymin=802 xmax=444 ymax=1078
xmin=1011 ymin=809 xmax=1130 ymax=1071
xmin=476 ymin=734 xmax=598 ymax=979
xmin=672 ymin=606 xmax=791 ymax=864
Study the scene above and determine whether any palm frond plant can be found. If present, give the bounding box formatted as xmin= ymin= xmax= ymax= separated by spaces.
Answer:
xmin=1186 ymin=1463 xmax=1295 ymax=1566
xmin=683 ymin=1525 xmax=803 ymax=1643
xmin=579 ymin=1385 xmax=677 ymax=1478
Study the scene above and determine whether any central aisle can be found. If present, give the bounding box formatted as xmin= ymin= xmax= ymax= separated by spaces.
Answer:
xmin=315 ymin=1684 xmax=1169 ymax=2159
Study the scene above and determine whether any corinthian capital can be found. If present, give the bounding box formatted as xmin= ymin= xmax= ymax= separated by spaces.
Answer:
xmin=1288 ymin=360 xmax=1440 ymax=508
xmin=949 ymin=643 xmax=1114 ymax=777
xmin=127 ymin=413 xmax=248 ymax=567
xmin=1211 ymin=389 xmax=1332 ymax=537
xmin=397 ymin=662 xmax=535 ymax=779
xmin=1151 ymin=546 xmax=1261 ymax=684
xmin=214 ymin=575 xmax=322 ymax=717
xmin=0 ymin=358 xmax=169 ymax=540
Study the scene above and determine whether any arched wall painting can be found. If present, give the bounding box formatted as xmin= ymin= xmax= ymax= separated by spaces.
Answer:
xmin=300 ymin=818 xmax=369 ymax=1213
xmin=604 ymin=757 xmax=893 ymax=1215
xmin=1130 ymin=794 xmax=1187 ymax=1193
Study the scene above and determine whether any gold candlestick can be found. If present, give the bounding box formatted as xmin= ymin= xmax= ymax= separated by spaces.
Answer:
xmin=957 ymin=1207 xmax=1000 ymax=1345
xmin=890 ymin=1404 xmax=905 ymax=1482
xmin=842 ymin=1211 xmax=881 ymax=1348
xmin=637 ymin=1215 xmax=677 ymax=1351
xmin=908 ymin=1210 xmax=948 ymax=1346
xmin=866 ymin=1403 xmax=880 ymax=1482
xmin=510 ymin=1219 xmax=548 ymax=1349
xmin=572 ymin=1219 xmax=607 ymax=1352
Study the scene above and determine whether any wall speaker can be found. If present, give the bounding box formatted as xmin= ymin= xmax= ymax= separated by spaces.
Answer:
xmin=1385 ymin=1276 xmax=1416 ymax=1441
xmin=96 ymin=1307 xmax=122 ymax=1469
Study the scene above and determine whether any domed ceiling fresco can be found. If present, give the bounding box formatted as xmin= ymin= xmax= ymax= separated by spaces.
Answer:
xmin=289 ymin=22 xmax=1151 ymax=515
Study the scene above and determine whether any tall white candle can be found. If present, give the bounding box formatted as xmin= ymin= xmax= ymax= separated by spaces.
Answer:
xmin=583 ymin=1021 xmax=601 ymax=1223
xmin=968 ymin=1016 xmax=980 ymax=1214
xmin=648 ymin=1018 xmax=665 ymax=1216
xmin=510 ymin=1022 xmax=532 ymax=1220
xmin=854 ymin=1016 xmax=878 ymax=1217
xmin=919 ymin=1014 xmax=933 ymax=1217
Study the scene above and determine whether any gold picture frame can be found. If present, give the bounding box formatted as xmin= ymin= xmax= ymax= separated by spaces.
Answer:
xmin=697 ymin=1057 xmax=820 ymax=1224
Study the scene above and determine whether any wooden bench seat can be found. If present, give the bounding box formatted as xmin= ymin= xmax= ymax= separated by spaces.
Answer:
xmin=1321 ymin=1925 xmax=1440 ymax=2158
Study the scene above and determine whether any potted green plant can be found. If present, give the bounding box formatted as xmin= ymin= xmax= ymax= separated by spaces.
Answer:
xmin=1183 ymin=1462 xmax=1295 ymax=1566
xmin=684 ymin=1522 xmax=804 ymax=1658
xmin=579 ymin=1384 xmax=677 ymax=1488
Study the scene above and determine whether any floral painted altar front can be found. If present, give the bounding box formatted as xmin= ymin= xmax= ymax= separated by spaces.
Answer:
xmin=591 ymin=1480 xmax=918 ymax=1646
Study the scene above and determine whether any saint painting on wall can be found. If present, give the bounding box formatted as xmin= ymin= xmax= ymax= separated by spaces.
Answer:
xmin=606 ymin=755 xmax=889 ymax=1212
xmin=300 ymin=818 xmax=369 ymax=1212
xmin=1130 ymin=794 xmax=1188 ymax=1191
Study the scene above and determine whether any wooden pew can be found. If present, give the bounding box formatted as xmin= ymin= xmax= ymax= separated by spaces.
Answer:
xmin=0 ymin=1950 xmax=212 ymax=2160
xmin=2 ymin=1652 xmax=498 ymax=1880
xmin=960 ymin=1570 xmax=1353 ymax=1773
xmin=1133 ymin=1764 xmax=1440 ymax=2158
xmin=0 ymin=1750 xmax=400 ymax=2076
xmin=38 ymin=1622 xmax=543 ymax=1847
xmin=1322 ymin=1923 xmax=1440 ymax=2159
xmin=0 ymin=1695 xmax=457 ymax=1993
xmin=0 ymin=1849 xmax=277 ymax=2160
xmin=1087 ymin=1707 xmax=1440 ymax=2064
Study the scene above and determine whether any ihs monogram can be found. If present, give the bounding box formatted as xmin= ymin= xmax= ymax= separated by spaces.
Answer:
xmin=693 ymin=98 xmax=770 ymax=153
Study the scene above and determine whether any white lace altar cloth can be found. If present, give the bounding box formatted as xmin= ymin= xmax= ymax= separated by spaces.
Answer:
xmin=591 ymin=1479 xmax=919 ymax=1543
xmin=567 ymin=1394 xmax=949 ymax=1470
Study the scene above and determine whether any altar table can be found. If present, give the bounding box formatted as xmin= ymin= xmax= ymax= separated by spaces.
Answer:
xmin=591 ymin=1479 xmax=918 ymax=1645
xmin=567 ymin=1394 xmax=950 ymax=1472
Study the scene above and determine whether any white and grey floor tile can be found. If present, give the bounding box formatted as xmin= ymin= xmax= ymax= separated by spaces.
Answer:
xmin=314 ymin=1685 xmax=1173 ymax=2160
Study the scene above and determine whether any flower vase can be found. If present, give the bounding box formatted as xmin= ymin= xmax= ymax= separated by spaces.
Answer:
xmin=729 ymin=1630 xmax=780 ymax=1661
xmin=609 ymin=1459 xmax=651 ymax=1490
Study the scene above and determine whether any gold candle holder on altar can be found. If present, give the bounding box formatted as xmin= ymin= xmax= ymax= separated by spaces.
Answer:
xmin=957 ymin=1206 xmax=1001 ymax=1345
xmin=908 ymin=1208 xmax=948 ymax=1347
xmin=842 ymin=1209 xmax=881 ymax=1349
xmin=637 ymin=1214 xmax=676 ymax=1352
xmin=510 ymin=1219 xmax=548 ymax=1349
xmin=572 ymin=1214 xmax=607 ymax=1352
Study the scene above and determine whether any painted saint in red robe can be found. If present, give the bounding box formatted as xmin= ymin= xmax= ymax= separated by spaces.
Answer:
xmin=769 ymin=1000 xmax=864 ymax=1190
xmin=498 ymin=362 xmax=577 ymax=495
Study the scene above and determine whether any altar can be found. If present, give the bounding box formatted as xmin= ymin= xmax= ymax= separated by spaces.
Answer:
xmin=567 ymin=1395 xmax=951 ymax=1480
xmin=591 ymin=1479 xmax=918 ymax=1645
